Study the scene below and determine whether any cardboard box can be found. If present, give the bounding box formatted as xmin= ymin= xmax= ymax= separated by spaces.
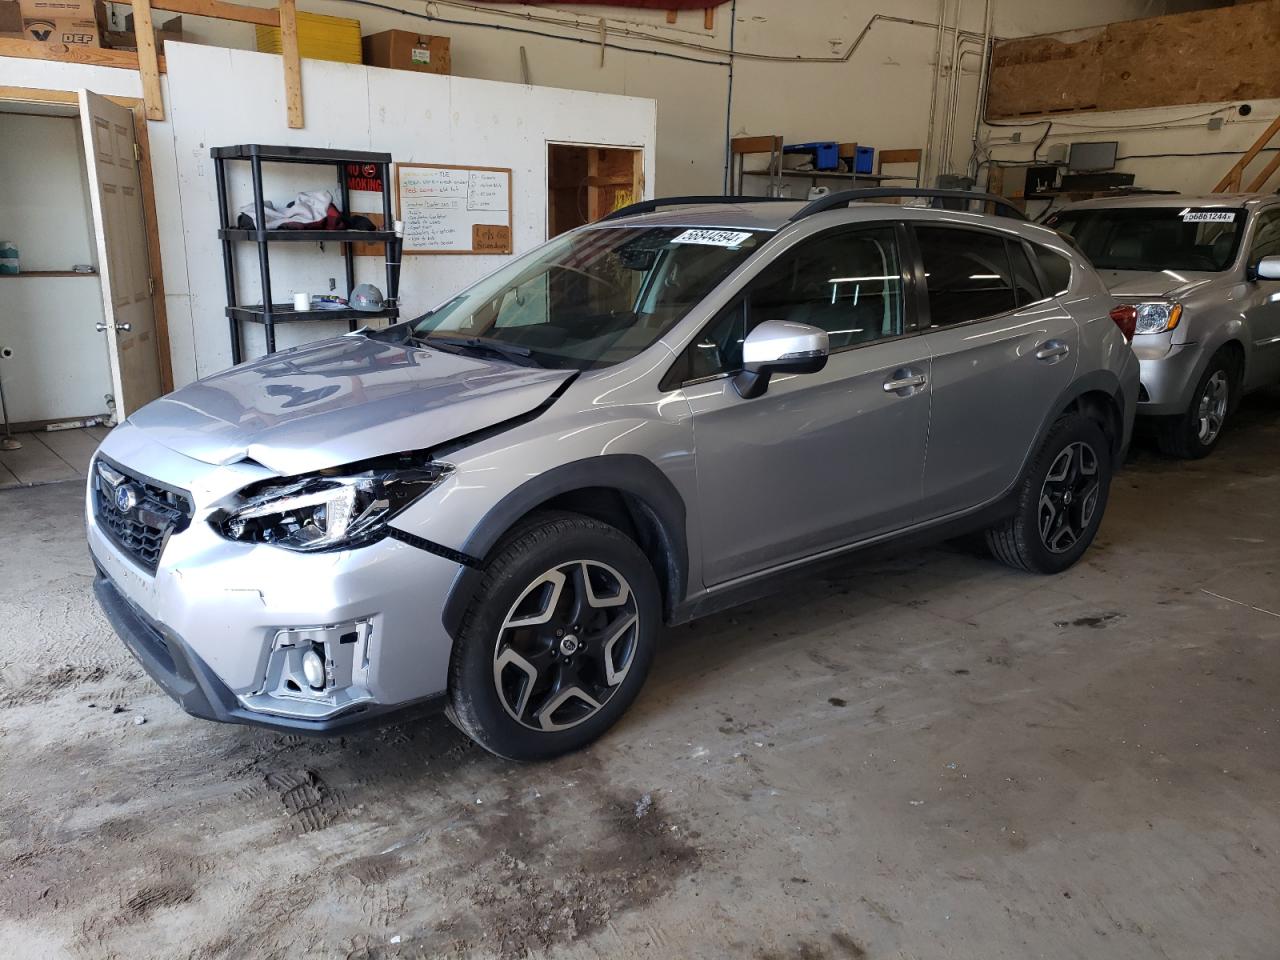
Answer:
xmin=362 ymin=30 xmax=450 ymax=75
xmin=0 ymin=0 xmax=24 ymax=38
xmin=18 ymin=0 xmax=98 ymax=46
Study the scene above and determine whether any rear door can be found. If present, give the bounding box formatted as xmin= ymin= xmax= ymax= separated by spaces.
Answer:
xmin=79 ymin=89 xmax=164 ymax=418
xmin=677 ymin=223 xmax=932 ymax=585
xmin=913 ymin=225 xmax=1079 ymax=518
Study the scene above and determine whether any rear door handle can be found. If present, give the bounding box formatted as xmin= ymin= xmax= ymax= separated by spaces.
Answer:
xmin=883 ymin=371 xmax=927 ymax=394
xmin=1035 ymin=340 xmax=1070 ymax=362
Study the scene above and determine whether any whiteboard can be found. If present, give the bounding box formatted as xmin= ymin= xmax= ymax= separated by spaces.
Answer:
xmin=396 ymin=163 xmax=514 ymax=255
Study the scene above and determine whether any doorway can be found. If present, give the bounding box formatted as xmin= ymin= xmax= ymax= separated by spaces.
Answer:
xmin=547 ymin=143 xmax=644 ymax=238
xmin=0 ymin=86 xmax=169 ymax=452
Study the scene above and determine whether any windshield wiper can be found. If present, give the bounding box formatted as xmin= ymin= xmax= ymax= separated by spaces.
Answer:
xmin=414 ymin=333 xmax=541 ymax=366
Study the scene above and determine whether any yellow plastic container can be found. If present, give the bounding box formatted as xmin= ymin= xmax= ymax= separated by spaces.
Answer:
xmin=256 ymin=12 xmax=361 ymax=65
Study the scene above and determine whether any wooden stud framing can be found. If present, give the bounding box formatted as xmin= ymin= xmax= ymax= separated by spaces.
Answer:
xmin=1246 ymin=149 xmax=1280 ymax=194
xmin=3 ymin=0 xmax=296 ymax=129
xmin=151 ymin=0 xmax=279 ymax=27
xmin=1215 ymin=113 xmax=1280 ymax=192
xmin=129 ymin=0 xmax=164 ymax=121
xmin=279 ymin=0 xmax=304 ymax=128
xmin=0 ymin=38 xmax=166 ymax=72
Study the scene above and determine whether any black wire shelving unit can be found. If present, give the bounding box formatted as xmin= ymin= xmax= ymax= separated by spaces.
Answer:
xmin=213 ymin=144 xmax=401 ymax=363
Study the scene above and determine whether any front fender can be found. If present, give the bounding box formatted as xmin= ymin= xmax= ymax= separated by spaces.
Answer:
xmin=433 ymin=454 xmax=690 ymax=639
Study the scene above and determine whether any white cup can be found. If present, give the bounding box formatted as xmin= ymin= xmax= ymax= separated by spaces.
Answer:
xmin=293 ymin=292 xmax=310 ymax=311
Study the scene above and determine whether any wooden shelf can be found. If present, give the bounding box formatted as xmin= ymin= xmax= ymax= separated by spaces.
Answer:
xmin=0 ymin=270 xmax=97 ymax=278
xmin=743 ymin=169 xmax=902 ymax=183
xmin=227 ymin=303 xmax=399 ymax=324
xmin=219 ymin=228 xmax=398 ymax=244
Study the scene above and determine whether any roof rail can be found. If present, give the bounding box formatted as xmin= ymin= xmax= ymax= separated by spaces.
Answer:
xmin=601 ymin=195 xmax=792 ymax=222
xmin=792 ymin=187 xmax=1028 ymax=222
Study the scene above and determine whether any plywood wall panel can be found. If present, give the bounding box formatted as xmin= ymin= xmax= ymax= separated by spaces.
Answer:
xmin=989 ymin=0 xmax=1280 ymax=118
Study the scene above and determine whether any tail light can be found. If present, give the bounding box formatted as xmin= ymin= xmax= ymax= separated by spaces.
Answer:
xmin=1109 ymin=304 xmax=1137 ymax=341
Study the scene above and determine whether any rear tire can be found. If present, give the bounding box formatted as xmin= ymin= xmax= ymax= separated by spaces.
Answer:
xmin=1155 ymin=352 xmax=1234 ymax=459
xmin=986 ymin=413 xmax=1113 ymax=574
xmin=446 ymin=511 xmax=660 ymax=762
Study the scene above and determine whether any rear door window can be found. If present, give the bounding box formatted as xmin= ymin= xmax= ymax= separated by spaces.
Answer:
xmin=914 ymin=227 xmax=1017 ymax=326
xmin=1033 ymin=245 xmax=1073 ymax=295
xmin=1008 ymin=241 xmax=1043 ymax=306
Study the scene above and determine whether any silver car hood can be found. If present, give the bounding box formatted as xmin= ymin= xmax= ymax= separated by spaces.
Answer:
xmin=127 ymin=335 xmax=573 ymax=475
xmin=1097 ymin=268 xmax=1217 ymax=300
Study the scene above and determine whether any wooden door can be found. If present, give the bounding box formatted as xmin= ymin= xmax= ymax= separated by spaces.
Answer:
xmin=78 ymin=89 xmax=163 ymax=418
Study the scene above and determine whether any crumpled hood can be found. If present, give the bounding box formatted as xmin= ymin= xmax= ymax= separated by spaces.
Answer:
xmin=1097 ymin=268 xmax=1217 ymax=301
xmin=128 ymin=335 xmax=573 ymax=475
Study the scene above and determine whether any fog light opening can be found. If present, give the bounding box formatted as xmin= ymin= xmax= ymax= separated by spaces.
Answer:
xmin=302 ymin=648 xmax=327 ymax=690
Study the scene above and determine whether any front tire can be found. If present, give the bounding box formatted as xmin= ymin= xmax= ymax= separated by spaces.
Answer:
xmin=1155 ymin=353 xmax=1234 ymax=459
xmin=446 ymin=511 xmax=660 ymax=761
xmin=986 ymin=413 xmax=1113 ymax=574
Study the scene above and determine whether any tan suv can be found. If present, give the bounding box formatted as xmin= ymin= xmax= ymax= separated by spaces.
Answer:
xmin=1048 ymin=194 xmax=1280 ymax=458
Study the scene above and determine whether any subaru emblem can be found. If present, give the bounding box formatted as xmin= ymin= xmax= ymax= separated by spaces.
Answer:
xmin=115 ymin=483 xmax=140 ymax=514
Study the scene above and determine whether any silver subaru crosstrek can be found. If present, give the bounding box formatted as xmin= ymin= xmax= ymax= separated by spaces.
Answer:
xmin=89 ymin=190 xmax=1138 ymax=760
xmin=1047 ymin=194 xmax=1280 ymax=458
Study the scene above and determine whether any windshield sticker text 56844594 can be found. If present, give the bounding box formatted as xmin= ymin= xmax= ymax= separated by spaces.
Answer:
xmin=671 ymin=229 xmax=754 ymax=248
xmin=1180 ymin=209 xmax=1236 ymax=223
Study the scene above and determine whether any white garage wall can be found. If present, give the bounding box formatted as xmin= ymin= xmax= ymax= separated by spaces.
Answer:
xmin=101 ymin=0 xmax=1183 ymax=198
xmin=165 ymin=42 xmax=655 ymax=377
xmin=0 ymin=44 xmax=655 ymax=386
xmin=979 ymin=98 xmax=1280 ymax=214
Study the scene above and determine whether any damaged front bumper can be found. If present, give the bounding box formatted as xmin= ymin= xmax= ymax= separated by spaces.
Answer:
xmin=86 ymin=423 xmax=458 ymax=733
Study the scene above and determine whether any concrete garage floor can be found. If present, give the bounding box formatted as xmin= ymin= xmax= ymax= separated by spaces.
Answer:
xmin=1 ymin=394 xmax=1278 ymax=960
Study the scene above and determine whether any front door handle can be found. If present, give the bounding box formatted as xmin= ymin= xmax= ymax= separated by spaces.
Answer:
xmin=883 ymin=370 xmax=927 ymax=394
xmin=1035 ymin=340 xmax=1070 ymax=362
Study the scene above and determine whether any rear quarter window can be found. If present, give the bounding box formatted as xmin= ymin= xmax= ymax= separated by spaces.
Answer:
xmin=1034 ymin=246 xmax=1072 ymax=296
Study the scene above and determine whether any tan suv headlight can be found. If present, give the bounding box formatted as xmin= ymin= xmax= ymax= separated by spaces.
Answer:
xmin=1132 ymin=301 xmax=1182 ymax=335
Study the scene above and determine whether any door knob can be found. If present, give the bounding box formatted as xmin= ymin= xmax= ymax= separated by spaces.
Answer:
xmin=95 ymin=322 xmax=108 ymax=332
xmin=96 ymin=322 xmax=131 ymax=332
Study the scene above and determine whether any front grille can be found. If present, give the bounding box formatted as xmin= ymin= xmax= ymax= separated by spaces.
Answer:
xmin=92 ymin=459 xmax=193 ymax=574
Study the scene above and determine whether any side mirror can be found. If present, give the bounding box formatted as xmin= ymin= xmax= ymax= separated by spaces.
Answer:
xmin=733 ymin=320 xmax=829 ymax=400
xmin=1252 ymin=255 xmax=1280 ymax=281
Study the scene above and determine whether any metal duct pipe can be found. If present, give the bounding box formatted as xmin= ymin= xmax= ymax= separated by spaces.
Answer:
xmin=940 ymin=0 xmax=964 ymax=179
xmin=923 ymin=0 xmax=947 ymax=186
xmin=968 ymin=0 xmax=996 ymax=182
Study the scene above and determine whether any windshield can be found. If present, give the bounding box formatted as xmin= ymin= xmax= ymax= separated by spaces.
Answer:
xmin=411 ymin=226 xmax=768 ymax=369
xmin=1046 ymin=207 xmax=1244 ymax=272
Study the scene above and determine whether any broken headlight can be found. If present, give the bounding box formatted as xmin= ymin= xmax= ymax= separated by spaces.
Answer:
xmin=216 ymin=463 xmax=450 ymax=552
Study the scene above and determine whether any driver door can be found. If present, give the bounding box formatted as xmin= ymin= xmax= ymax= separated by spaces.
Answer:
xmin=1243 ymin=207 xmax=1280 ymax=389
xmin=674 ymin=224 xmax=932 ymax=586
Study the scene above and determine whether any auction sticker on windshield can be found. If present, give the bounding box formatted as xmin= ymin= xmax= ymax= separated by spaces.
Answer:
xmin=672 ymin=229 xmax=754 ymax=247
xmin=1180 ymin=209 xmax=1236 ymax=223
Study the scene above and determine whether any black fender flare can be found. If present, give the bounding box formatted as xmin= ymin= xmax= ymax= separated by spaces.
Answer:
xmin=440 ymin=454 xmax=689 ymax=639
xmin=1032 ymin=368 xmax=1128 ymax=469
